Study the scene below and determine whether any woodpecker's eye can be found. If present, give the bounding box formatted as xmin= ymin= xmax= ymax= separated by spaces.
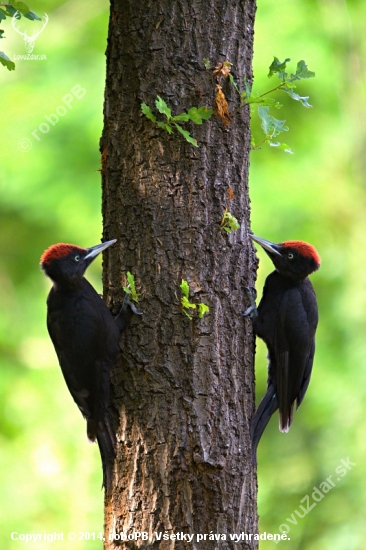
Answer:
xmin=288 ymin=253 xmax=294 ymax=259
xmin=74 ymin=255 xmax=80 ymax=262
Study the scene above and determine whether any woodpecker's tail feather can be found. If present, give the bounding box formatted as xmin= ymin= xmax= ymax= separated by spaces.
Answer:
xmin=96 ymin=415 xmax=116 ymax=495
xmin=87 ymin=419 xmax=97 ymax=443
xmin=279 ymin=406 xmax=294 ymax=433
xmin=251 ymin=386 xmax=278 ymax=462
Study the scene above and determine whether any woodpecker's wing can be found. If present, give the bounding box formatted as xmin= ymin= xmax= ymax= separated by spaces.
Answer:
xmin=274 ymin=284 xmax=317 ymax=432
xmin=47 ymin=309 xmax=103 ymax=424
xmin=48 ymin=313 xmax=117 ymax=492
xmin=46 ymin=280 xmax=120 ymax=437
xmin=296 ymin=339 xmax=315 ymax=408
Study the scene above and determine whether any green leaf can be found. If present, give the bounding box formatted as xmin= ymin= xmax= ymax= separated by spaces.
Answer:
xmin=12 ymin=1 xmax=30 ymax=15
xmin=221 ymin=210 xmax=240 ymax=233
xmin=174 ymin=123 xmax=198 ymax=147
xmin=0 ymin=50 xmax=15 ymax=71
xmin=0 ymin=30 xmax=4 ymax=38
xmin=282 ymin=87 xmax=312 ymax=108
xmin=155 ymin=95 xmax=171 ymax=119
xmin=229 ymin=74 xmax=239 ymax=92
xmin=257 ymin=106 xmax=272 ymax=135
xmin=0 ymin=9 xmax=6 ymax=21
xmin=203 ymin=58 xmax=211 ymax=70
xmin=187 ymin=106 xmax=213 ymax=124
xmin=183 ymin=309 xmax=193 ymax=320
xmin=271 ymin=117 xmax=289 ymax=135
xmin=6 ymin=4 xmax=16 ymax=19
xmin=23 ymin=10 xmax=41 ymax=20
xmin=198 ymin=303 xmax=209 ymax=318
xmin=258 ymin=106 xmax=288 ymax=138
xmin=181 ymin=296 xmax=196 ymax=310
xmin=246 ymin=95 xmax=280 ymax=108
xmin=180 ymin=279 xmax=198 ymax=318
xmin=5 ymin=6 xmax=19 ymax=17
xmin=291 ymin=60 xmax=315 ymax=81
xmin=282 ymin=81 xmax=296 ymax=90
xmin=279 ymin=143 xmax=294 ymax=154
xmin=196 ymin=106 xmax=213 ymax=120
xmin=239 ymin=91 xmax=247 ymax=104
xmin=171 ymin=113 xmax=190 ymax=122
xmin=243 ymin=76 xmax=252 ymax=98
xmin=141 ymin=103 xmax=157 ymax=122
xmin=268 ymin=56 xmax=291 ymax=80
xmin=157 ymin=121 xmax=173 ymax=134
xmin=187 ymin=107 xmax=203 ymax=124
xmin=180 ymin=279 xmax=190 ymax=299
xmin=269 ymin=142 xmax=294 ymax=154
xmin=124 ymin=271 xmax=140 ymax=302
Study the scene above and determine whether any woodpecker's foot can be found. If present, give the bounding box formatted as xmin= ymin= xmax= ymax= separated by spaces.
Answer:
xmin=121 ymin=293 xmax=143 ymax=316
xmin=242 ymin=286 xmax=258 ymax=318
xmin=115 ymin=295 xmax=143 ymax=333
xmin=242 ymin=304 xmax=257 ymax=317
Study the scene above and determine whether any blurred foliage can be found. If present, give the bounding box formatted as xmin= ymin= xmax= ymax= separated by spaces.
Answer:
xmin=0 ymin=0 xmax=365 ymax=549
xmin=0 ymin=1 xmax=42 ymax=71
xmin=251 ymin=0 xmax=366 ymax=548
xmin=0 ymin=0 xmax=108 ymax=548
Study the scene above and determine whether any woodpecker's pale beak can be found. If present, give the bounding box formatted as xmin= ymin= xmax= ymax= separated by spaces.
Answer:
xmin=250 ymin=234 xmax=282 ymax=257
xmin=84 ymin=239 xmax=117 ymax=260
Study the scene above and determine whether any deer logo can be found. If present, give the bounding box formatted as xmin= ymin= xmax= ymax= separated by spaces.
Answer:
xmin=12 ymin=12 xmax=49 ymax=54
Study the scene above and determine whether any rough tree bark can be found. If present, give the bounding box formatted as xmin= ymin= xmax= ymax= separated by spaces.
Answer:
xmin=100 ymin=0 xmax=258 ymax=548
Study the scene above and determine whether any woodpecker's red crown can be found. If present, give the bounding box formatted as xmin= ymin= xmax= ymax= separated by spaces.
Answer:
xmin=40 ymin=239 xmax=116 ymax=285
xmin=281 ymin=241 xmax=321 ymax=266
xmin=278 ymin=241 xmax=321 ymax=267
xmin=41 ymin=244 xmax=86 ymax=266
xmin=250 ymin=234 xmax=320 ymax=280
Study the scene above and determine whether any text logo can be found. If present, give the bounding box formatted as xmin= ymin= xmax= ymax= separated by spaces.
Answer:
xmin=12 ymin=12 xmax=48 ymax=54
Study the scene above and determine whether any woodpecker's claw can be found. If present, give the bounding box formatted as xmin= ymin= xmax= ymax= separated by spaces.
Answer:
xmin=242 ymin=286 xmax=258 ymax=318
xmin=114 ymin=295 xmax=143 ymax=333
xmin=127 ymin=300 xmax=143 ymax=316
xmin=121 ymin=293 xmax=143 ymax=316
xmin=242 ymin=304 xmax=257 ymax=317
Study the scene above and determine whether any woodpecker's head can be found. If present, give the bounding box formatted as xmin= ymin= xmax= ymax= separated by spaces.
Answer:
xmin=250 ymin=234 xmax=320 ymax=280
xmin=40 ymin=239 xmax=116 ymax=284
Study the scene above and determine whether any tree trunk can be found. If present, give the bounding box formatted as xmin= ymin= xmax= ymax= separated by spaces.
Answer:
xmin=100 ymin=0 xmax=258 ymax=547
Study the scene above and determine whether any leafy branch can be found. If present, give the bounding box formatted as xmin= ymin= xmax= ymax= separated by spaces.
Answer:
xmin=219 ymin=187 xmax=240 ymax=234
xmin=221 ymin=208 xmax=240 ymax=233
xmin=0 ymin=1 xmax=41 ymax=71
xmin=141 ymin=96 xmax=213 ymax=147
xmin=180 ymin=279 xmax=209 ymax=320
xmin=228 ymin=57 xmax=315 ymax=153
xmin=249 ymin=58 xmax=314 ymax=152
xmin=123 ymin=271 xmax=140 ymax=303
xmin=237 ymin=58 xmax=315 ymax=107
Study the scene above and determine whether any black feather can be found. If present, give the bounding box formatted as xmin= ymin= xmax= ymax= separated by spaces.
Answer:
xmin=41 ymin=241 xmax=125 ymax=494
xmin=249 ymin=235 xmax=319 ymax=458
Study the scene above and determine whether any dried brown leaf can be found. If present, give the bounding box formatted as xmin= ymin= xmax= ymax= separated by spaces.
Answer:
xmin=213 ymin=61 xmax=232 ymax=79
xmin=215 ymin=85 xmax=232 ymax=127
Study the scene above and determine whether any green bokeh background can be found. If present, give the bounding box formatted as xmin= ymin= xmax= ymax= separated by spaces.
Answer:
xmin=1 ymin=0 xmax=365 ymax=548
